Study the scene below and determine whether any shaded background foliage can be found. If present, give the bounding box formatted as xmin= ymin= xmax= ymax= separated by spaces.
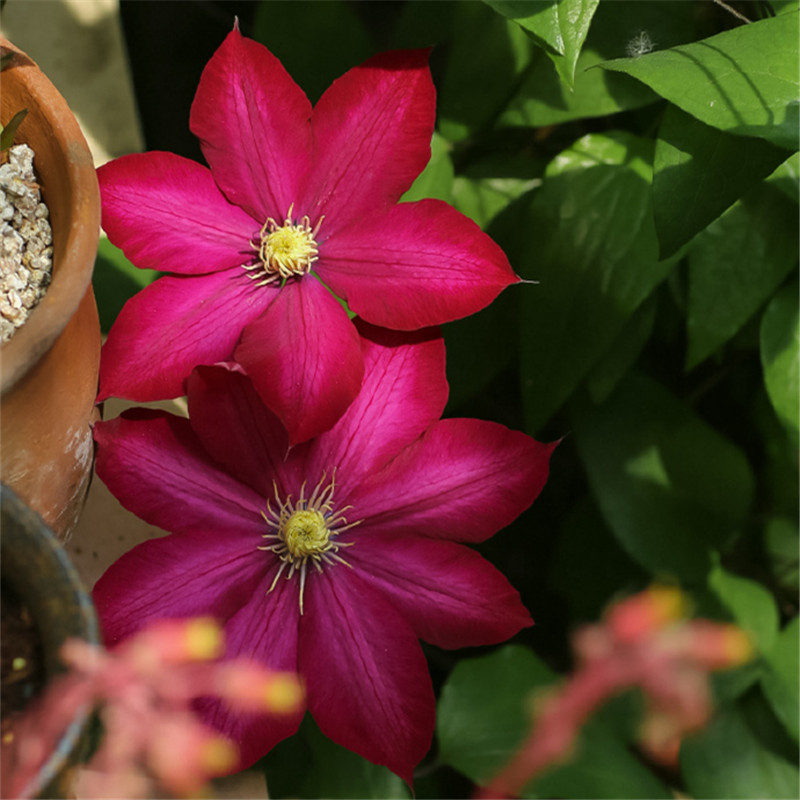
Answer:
xmin=94 ymin=1 xmax=799 ymax=797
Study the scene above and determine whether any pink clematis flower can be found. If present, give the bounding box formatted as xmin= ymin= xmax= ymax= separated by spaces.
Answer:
xmin=92 ymin=322 xmax=554 ymax=783
xmin=97 ymin=26 xmax=520 ymax=444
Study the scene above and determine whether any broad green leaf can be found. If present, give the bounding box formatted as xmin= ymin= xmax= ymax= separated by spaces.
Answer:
xmin=760 ymin=281 xmax=800 ymax=442
xmin=761 ymin=617 xmax=800 ymax=742
xmin=548 ymin=495 xmax=648 ymax=622
xmin=585 ymin=296 xmax=656 ymax=404
xmin=598 ymin=13 xmax=800 ymax=150
xmin=764 ymin=516 xmax=799 ymax=593
xmin=262 ymin=715 xmax=409 ymax=799
xmin=484 ymin=0 xmax=566 ymax=54
xmin=450 ymin=150 xmax=544 ymax=229
xmin=92 ymin=237 xmax=159 ymax=333
xmin=519 ymin=132 xmax=673 ymax=432
xmin=653 ymin=105 xmax=791 ymax=258
xmin=686 ymin=182 xmax=799 ymax=369
xmin=437 ymin=645 xmax=670 ymax=799
xmin=500 ymin=0 xmax=702 ymax=127
xmin=252 ymin=0 xmax=373 ymax=103
xmin=435 ymin=2 xmax=535 ymax=141
xmin=708 ymin=563 xmax=780 ymax=654
xmin=400 ymin=132 xmax=454 ymax=204
xmin=681 ymin=704 xmax=800 ymax=799
xmin=571 ymin=372 xmax=754 ymax=581
xmin=768 ymin=152 xmax=800 ymax=203
xmin=487 ymin=0 xmax=599 ymax=89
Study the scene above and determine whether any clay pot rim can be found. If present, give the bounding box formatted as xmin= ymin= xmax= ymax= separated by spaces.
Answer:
xmin=0 ymin=37 xmax=100 ymax=395
xmin=1 ymin=483 xmax=100 ymax=797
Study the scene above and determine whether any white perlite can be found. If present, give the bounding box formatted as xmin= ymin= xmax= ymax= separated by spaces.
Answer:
xmin=1 ymin=143 xmax=53 ymax=342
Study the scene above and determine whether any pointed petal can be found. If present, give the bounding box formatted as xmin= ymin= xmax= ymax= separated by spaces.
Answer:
xmin=98 ymin=270 xmax=275 ymax=402
xmin=94 ymin=411 xmax=266 ymax=537
xmin=98 ymin=152 xmax=257 ymax=274
xmin=93 ymin=528 xmax=265 ymax=647
xmin=300 ymin=569 xmax=435 ymax=784
xmin=318 ymin=199 xmax=519 ymax=330
xmin=234 ymin=278 xmax=364 ymax=445
xmin=302 ymin=50 xmax=435 ymax=235
xmin=347 ymin=535 xmax=532 ymax=649
xmin=186 ymin=364 xmax=305 ymax=498
xmin=306 ymin=321 xmax=446 ymax=494
xmin=350 ymin=420 xmax=556 ymax=543
xmin=198 ymin=567 xmax=304 ymax=769
xmin=191 ymin=28 xmax=312 ymax=221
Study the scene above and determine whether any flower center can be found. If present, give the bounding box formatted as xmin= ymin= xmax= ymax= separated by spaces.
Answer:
xmin=244 ymin=204 xmax=323 ymax=287
xmin=258 ymin=471 xmax=360 ymax=614
xmin=284 ymin=510 xmax=330 ymax=558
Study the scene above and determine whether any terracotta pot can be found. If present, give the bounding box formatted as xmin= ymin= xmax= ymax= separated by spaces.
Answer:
xmin=0 ymin=484 xmax=100 ymax=799
xmin=0 ymin=37 xmax=101 ymax=538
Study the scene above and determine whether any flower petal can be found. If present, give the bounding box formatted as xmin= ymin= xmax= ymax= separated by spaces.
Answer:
xmin=98 ymin=152 xmax=257 ymax=274
xmin=198 ymin=566 xmax=305 ymax=769
xmin=98 ymin=270 xmax=274 ymax=402
xmin=347 ymin=535 xmax=532 ymax=649
xmin=305 ymin=320 xmax=447 ymax=494
xmin=350 ymin=420 xmax=556 ymax=542
xmin=93 ymin=528 xmax=265 ymax=647
xmin=94 ymin=410 xmax=266 ymax=537
xmin=234 ymin=277 xmax=364 ymax=445
xmin=302 ymin=50 xmax=435 ymax=235
xmin=318 ymin=199 xmax=519 ymax=330
xmin=186 ymin=364 xmax=305 ymax=498
xmin=299 ymin=568 xmax=435 ymax=785
xmin=190 ymin=27 xmax=312 ymax=221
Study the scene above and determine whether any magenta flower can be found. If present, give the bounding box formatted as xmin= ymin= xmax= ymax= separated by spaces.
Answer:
xmin=92 ymin=322 xmax=554 ymax=783
xmin=97 ymin=27 xmax=519 ymax=444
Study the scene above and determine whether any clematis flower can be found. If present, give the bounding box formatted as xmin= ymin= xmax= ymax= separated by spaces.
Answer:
xmin=97 ymin=26 xmax=520 ymax=444
xmin=92 ymin=321 xmax=554 ymax=783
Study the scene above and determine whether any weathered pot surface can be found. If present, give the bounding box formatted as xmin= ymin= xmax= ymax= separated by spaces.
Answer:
xmin=0 ymin=484 xmax=100 ymax=798
xmin=0 ymin=37 xmax=101 ymax=538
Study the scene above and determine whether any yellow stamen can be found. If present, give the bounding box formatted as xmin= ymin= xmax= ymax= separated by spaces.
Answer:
xmin=257 ymin=471 xmax=359 ymax=614
xmin=243 ymin=204 xmax=323 ymax=287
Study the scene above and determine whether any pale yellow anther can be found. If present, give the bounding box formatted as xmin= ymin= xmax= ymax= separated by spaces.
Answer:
xmin=257 ymin=472 xmax=361 ymax=614
xmin=284 ymin=510 xmax=330 ymax=558
xmin=244 ymin=205 xmax=323 ymax=286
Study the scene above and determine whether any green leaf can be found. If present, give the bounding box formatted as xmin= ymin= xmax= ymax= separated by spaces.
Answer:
xmin=653 ymin=104 xmax=791 ymax=258
xmin=484 ymin=0 xmax=566 ymax=54
xmin=681 ymin=704 xmax=800 ymax=799
xmin=499 ymin=0 xmax=702 ymax=127
xmin=487 ymin=0 xmax=599 ymax=89
xmin=92 ymin=237 xmax=159 ymax=333
xmin=767 ymin=152 xmax=799 ymax=203
xmin=450 ymin=150 xmax=543 ymax=229
xmin=585 ymin=296 xmax=657 ymax=404
xmin=548 ymin=495 xmax=648 ymax=622
xmin=708 ymin=563 xmax=780 ymax=654
xmin=760 ymin=281 xmax=800 ymax=443
xmin=761 ymin=617 xmax=800 ymax=742
xmin=0 ymin=107 xmax=28 ymax=151
xmin=437 ymin=645 xmax=670 ymax=799
xmin=764 ymin=516 xmax=800 ymax=593
xmin=598 ymin=13 xmax=800 ymax=150
xmin=519 ymin=132 xmax=673 ymax=432
xmin=571 ymin=372 xmax=755 ymax=581
xmin=252 ymin=0 xmax=373 ymax=103
xmin=686 ymin=182 xmax=799 ymax=369
xmin=435 ymin=2 xmax=535 ymax=141
xmin=400 ymin=132 xmax=454 ymax=204
xmin=262 ymin=715 xmax=409 ymax=799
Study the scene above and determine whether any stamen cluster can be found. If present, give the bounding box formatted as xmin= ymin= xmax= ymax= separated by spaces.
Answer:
xmin=258 ymin=472 xmax=361 ymax=613
xmin=244 ymin=204 xmax=322 ymax=287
